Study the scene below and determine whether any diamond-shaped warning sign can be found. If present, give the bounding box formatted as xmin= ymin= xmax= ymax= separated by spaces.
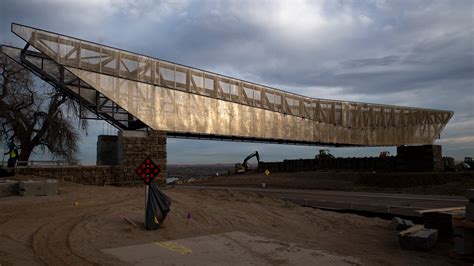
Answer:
xmin=136 ymin=158 xmax=160 ymax=185
xmin=264 ymin=169 xmax=271 ymax=176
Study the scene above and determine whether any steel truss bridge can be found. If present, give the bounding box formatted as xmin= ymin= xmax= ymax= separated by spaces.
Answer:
xmin=1 ymin=23 xmax=453 ymax=146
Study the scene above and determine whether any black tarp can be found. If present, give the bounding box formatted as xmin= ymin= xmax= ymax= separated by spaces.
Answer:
xmin=145 ymin=183 xmax=171 ymax=230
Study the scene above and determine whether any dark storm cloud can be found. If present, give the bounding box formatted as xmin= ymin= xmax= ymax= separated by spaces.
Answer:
xmin=0 ymin=0 xmax=472 ymax=162
xmin=122 ymin=1 xmax=472 ymax=102
xmin=340 ymin=56 xmax=400 ymax=68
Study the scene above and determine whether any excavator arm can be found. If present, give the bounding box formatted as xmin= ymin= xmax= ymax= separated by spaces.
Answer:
xmin=234 ymin=151 xmax=261 ymax=174
xmin=242 ymin=151 xmax=260 ymax=171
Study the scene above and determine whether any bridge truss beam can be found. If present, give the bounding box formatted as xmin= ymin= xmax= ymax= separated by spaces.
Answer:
xmin=1 ymin=23 xmax=454 ymax=147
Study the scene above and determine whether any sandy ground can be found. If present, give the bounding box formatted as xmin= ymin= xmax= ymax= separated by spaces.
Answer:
xmin=0 ymin=180 xmax=465 ymax=265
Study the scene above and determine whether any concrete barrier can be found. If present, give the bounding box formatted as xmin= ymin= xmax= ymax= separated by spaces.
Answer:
xmin=18 ymin=180 xmax=58 ymax=197
xmin=466 ymin=203 xmax=474 ymax=221
xmin=454 ymin=227 xmax=474 ymax=255
xmin=0 ymin=179 xmax=19 ymax=196
xmin=399 ymin=225 xmax=438 ymax=251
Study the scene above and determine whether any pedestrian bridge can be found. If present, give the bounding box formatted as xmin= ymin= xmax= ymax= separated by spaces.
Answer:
xmin=2 ymin=23 xmax=453 ymax=146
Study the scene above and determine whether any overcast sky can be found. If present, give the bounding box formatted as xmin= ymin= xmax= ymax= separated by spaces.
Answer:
xmin=0 ymin=0 xmax=473 ymax=164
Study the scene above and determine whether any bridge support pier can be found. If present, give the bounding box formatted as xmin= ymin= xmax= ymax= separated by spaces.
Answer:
xmin=396 ymin=145 xmax=443 ymax=172
xmin=118 ymin=130 xmax=167 ymax=184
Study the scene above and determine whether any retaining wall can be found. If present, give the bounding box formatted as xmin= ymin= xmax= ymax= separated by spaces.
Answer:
xmin=258 ymin=145 xmax=443 ymax=173
xmin=15 ymin=166 xmax=128 ymax=185
xmin=16 ymin=130 xmax=167 ymax=186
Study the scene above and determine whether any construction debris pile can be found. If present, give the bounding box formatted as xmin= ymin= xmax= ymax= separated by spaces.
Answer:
xmin=393 ymin=217 xmax=438 ymax=251
xmin=452 ymin=189 xmax=474 ymax=258
xmin=392 ymin=189 xmax=474 ymax=261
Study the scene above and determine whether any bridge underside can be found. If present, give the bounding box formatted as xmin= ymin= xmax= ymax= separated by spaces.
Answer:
xmin=1 ymin=23 xmax=453 ymax=147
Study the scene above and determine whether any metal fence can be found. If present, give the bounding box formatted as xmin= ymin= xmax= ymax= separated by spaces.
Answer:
xmin=1 ymin=160 xmax=69 ymax=167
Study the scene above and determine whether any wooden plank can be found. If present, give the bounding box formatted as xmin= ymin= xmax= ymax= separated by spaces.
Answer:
xmin=453 ymin=216 xmax=474 ymax=229
xmin=399 ymin=224 xmax=424 ymax=236
xmin=416 ymin=206 xmax=465 ymax=214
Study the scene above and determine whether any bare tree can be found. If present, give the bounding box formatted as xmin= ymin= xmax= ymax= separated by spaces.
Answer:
xmin=0 ymin=54 xmax=84 ymax=164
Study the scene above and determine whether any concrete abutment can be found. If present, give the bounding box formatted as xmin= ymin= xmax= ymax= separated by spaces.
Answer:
xmin=17 ymin=130 xmax=167 ymax=186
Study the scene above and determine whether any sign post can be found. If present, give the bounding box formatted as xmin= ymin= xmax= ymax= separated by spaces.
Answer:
xmin=136 ymin=158 xmax=160 ymax=229
xmin=144 ymin=184 xmax=149 ymax=228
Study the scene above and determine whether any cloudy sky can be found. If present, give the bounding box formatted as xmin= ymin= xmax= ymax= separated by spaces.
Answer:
xmin=0 ymin=0 xmax=473 ymax=164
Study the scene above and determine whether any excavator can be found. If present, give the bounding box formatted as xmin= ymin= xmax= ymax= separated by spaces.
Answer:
xmin=235 ymin=151 xmax=260 ymax=174
xmin=463 ymin=157 xmax=474 ymax=170
xmin=315 ymin=149 xmax=334 ymax=159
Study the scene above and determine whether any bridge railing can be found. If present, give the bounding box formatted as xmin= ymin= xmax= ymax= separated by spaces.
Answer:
xmin=1 ymin=160 xmax=70 ymax=167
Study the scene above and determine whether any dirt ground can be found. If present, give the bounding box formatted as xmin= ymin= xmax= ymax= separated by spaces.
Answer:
xmin=194 ymin=171 xmax=474 ymax=196
xmin=0 ymin=179 xmax=466 ymax=265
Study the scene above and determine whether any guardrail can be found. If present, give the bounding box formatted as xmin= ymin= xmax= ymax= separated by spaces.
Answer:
xmin=1 ymin=160 xmax=70 ymax=167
